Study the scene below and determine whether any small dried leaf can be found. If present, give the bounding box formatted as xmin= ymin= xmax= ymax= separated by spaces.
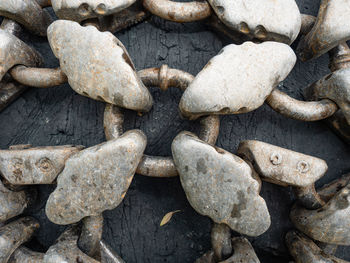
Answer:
xmin=160 ymin=210 xmax=181 ymax=226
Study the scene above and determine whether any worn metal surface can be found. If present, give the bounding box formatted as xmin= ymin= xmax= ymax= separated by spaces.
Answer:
xmin=179 ymin=41 xmax=296 ymax=119
xmin=142 ymin=0 xmax=212 ymax=23
xmin=128 ymin=118 xmax=218 ymax=177
xmin=318 ymin=173 xmax=350 ymax=202
xmin=323 ymin=42 xmax=350 ymax=144
xmin=325 ymin=109 xmax=350 ymax=144
xmin=237 ymin=140 xmax=328 ymax=210
xmin=172 ymin=131 xmax=270 ymax=236
xmin=0 ymin=18 xmax=22 ymax=37
xmin=98 ymin=1 xmax=149 ymax=33
xmin=10 ymin=66 xmax=67 ymax=88
xmin=104 ymin=104 xmax=124 ymax=141
xmin=36 ymin=0 xmax=52 ymax=8
xmin=329 ymin=43 xmax=350 ymax=72
xmin=138 ymin=66 xmax=195 ymax=92
xmin=0 ymin=179 xmax=32 ymax=222
xmin=297 ymin=0 xmax=350 ymax=61
xmin=8 ymin=246 xmax=44 ymax=263
xmin=0 ymin=19 xmax=30 ymax=112
xmin=0 ymin=28 xmax=43 ymax=81
xmin=199 ymin=116 xmax=220 ymax=146
xmin=0 ymin=75 xmax=27 ymax=113
xmin=136 ymin=155 xmax=178 ymax=177
xmin=300 ymin=14 xmax=316 ymax=35
xmin=0 ymin=0 xmax=52 ymax=36
xmin=286 ymin=230 xmax=349 ymax=263
xmin=46 ymin=130 xmax=146 ymax=225
xmin=195 ymin=250 xmax=215 ymax=263
xmin=104 ymin=66 xmax=220 ymax=178
xmin=195 ymin=237 xmax=260 ymax=263
xmin=266 ymin=88 xmax=338 ymax=121
xmin=290 ymin=182 xmax=350 ymax=245
xmin=293 ymin=184 xmax=325 ymax=210
xmin=237 ymin=140 xmax=328 ymax=187
xmin=220 ymin=237 xmax=260 ymax=263
xmin=43 ymin=226 xmax=99 ymax=263
xmin=317 ymin=242 xmax=339 ymax=257
xmin=52 ymin=0 xmax=136 ymax=22
xmin=204 ymin=14 xmax=249 ymax=44
xmin=47 ymin=20 xmax=153 ymax=112
xmin=78 ymin=214 xmax=104 ymax=259
xmin=305 ymin=67 xmax=350 ymax=125
xmin=207 ymin=0 xmax=301 ymax=44
xmin=0 ymin=145 xmax=82 ymax=185
xmin=0 ymin=217 xmax=39 ymax=263
xmin=101 ymin=240 xmax=126 ymax=263
xmin=211 ymin=223 xmax=232 ymax=261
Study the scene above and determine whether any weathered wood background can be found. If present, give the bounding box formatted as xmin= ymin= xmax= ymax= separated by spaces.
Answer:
xmin=0 ymin=0 xmax=349 ymax=262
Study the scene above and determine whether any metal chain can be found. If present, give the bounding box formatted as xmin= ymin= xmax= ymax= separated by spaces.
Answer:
xmin=0 ymin=0 xmax=349 ymax=262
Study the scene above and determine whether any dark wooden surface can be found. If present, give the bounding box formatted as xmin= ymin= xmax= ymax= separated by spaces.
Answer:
xmin=1 ymin=0 xmax=349 ymax=262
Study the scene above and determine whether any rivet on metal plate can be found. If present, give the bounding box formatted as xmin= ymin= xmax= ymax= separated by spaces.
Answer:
xmin=237 ymin=140 xmax=328 ymax=210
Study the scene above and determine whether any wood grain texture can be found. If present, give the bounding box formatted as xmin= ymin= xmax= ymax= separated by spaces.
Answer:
xmin=0 ymin=1 xmax=349 ymax=262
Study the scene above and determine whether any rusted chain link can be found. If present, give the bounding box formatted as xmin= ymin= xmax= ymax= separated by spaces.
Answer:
xmin=9 ymin=66 xmax=67 ymax=88
xmin=105 ymin=66 xmax=220 ymax=178
xmin=36 ymin=0 xmax=52 ymax=8
xmin=266 ymin=89 xmax=338 ymax=121
xmin=265 ymin=13 xmax=341 ymax=123
xmin=0 ymin=18 xmax=22 ymax=37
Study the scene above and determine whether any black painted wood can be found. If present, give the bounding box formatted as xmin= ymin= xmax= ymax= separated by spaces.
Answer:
xmin=0 ymin=0 xmax=349 ymax=262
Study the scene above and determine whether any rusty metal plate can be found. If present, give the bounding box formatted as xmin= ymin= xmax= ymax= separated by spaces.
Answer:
xmin=45 ymin=130 xmax=146 ymax=225
xmin=179 ymin=41 xmax=296 ymax=119
xmin=305 ymin=67 xmax=350 ymax=125
xmin=8 ymin=246 xmax=44 ymax=263
xmin=172 ymin=131 xmax=270 ymax=237
xmin=237 ymin=140 xmax=328 ymax=187
xmin=0 ymin=145 xmax=83 ymax=185
xmin=290 ymin=182 xmax=350 ymax=246
xmin=297 ymin=0 xmax=350 ymax=61
xmin=47 ymin=20 xmax=153 ymax=112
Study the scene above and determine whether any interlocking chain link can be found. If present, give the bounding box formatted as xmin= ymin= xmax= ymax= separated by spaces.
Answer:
xmin=0 ymin=0 xmax=349 ymax=262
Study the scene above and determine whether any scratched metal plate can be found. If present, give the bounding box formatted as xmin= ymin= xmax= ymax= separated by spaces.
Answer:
xmin=0 ymin=0 xmax=349 ymax=262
